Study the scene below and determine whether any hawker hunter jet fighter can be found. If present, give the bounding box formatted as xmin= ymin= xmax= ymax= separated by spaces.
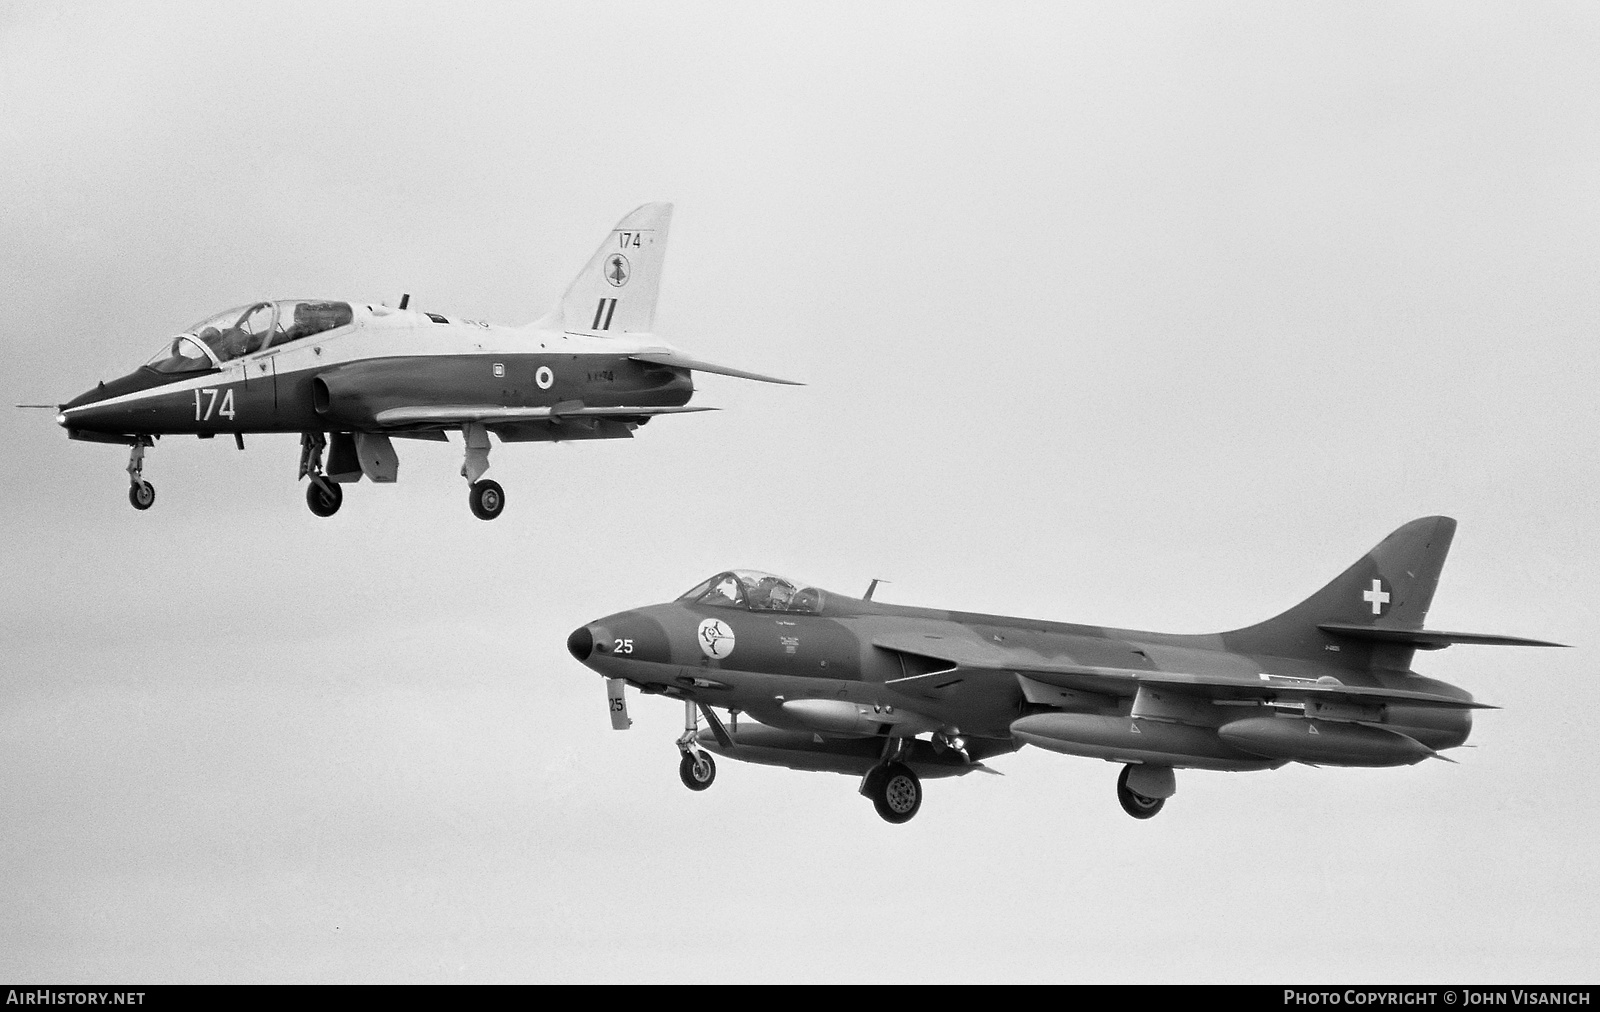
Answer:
xmin=50 ymin=203 xmax=795 ymax=519
xmin=568 ymin=517 xmax=1561 ymax=823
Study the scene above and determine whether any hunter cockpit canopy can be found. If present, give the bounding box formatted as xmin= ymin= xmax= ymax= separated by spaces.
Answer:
xmin=678 ymin=570 xmax=826 ymax=614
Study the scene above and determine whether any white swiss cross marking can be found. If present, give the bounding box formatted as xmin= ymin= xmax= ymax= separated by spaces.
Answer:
xmin=1363 ymin=578 xmax=1390 ymax=615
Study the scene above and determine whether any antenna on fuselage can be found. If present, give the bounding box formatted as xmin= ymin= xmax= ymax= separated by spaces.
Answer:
xmin=863 ymin=578 xmax=889 ymax=601
xmin=398 ymin=293 xmax=410 ymax=310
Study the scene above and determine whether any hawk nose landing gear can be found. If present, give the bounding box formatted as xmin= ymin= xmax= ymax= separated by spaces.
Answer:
xmin=461 ymin=422 xmax=505 ymax=520
xmin=125 ymin=436 xmax=155 ymax=510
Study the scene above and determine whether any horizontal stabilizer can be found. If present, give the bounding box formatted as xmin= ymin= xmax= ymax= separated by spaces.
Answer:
xmin=630 ymin=350 xmax=802 ymax=386
xmin=1013 ymin=663 xmax=1493 ymax=711
xmin=373 ymin=404 xmax=715 ymax=427
xmin=1318 ymin=623 xmax=1568 ymax=650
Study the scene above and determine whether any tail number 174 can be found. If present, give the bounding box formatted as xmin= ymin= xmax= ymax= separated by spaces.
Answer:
xmin=194 ymin=387 xmax=236 ymax=421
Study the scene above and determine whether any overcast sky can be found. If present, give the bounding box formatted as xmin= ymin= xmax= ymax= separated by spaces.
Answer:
xmin=2 ymin=1 xmax=1597 ymax=983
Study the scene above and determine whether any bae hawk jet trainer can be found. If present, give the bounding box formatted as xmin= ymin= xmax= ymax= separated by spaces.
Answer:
xmin=47 ymin=203 xmax=795 ymax=519
xmin=568 ymin=517 xmax=1562 ymax=824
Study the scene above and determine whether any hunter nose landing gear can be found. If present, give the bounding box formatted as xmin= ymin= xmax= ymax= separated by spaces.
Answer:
xmin=676 ymin=700 xmax=718 ymax=791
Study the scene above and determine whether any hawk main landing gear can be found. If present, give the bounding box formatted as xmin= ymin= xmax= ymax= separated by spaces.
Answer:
xmin=125 ymin=437 xmax=155 ymax=511
xmin=305 ymin=480 xmax=343 ymax=517
xmin=460 ymin=423 xmax=506 ymax=521
xmin=468 ymin=479 xmax=504 ymax=521
xmin=298 ymin=431 xmax=342 ymax=518
xmin=676 ymin=699 xmax=716 ymax=791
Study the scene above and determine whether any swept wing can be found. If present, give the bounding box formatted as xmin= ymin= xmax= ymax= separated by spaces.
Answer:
xmin=373 ymin=403 xmax=716 ymax=427
xmin=870 ymin=632 xmax=1494 ymax=711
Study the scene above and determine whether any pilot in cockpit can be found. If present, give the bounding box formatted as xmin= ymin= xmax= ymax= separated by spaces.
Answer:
xmin=195 ymin=326 xmax=225 ymax=357
xmin=216 ymin=327 xmax=253 ymax=360
xmin=751 ymin=577 xmax=794 ymax=611
xmin=277 ymin=304 xmax=314 ymax=345
xmin=707 ymin=576 xmax=743 ymax=607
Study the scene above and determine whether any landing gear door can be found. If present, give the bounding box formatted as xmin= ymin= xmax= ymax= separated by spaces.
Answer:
xmin=606 ymin=678 xmax=632 ymax=730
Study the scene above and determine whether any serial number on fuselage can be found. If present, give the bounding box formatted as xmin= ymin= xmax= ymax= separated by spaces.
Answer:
xmin=586 ymin=370 xmax=615 ymax=383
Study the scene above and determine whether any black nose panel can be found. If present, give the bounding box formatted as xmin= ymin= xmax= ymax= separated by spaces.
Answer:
xmin=567 ymin=625 xmax=593 ymax=662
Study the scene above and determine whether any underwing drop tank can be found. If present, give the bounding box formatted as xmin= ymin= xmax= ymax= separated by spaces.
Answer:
xmin=696 ymin=722 xmax=1006 ymax=778
xmin=779 ymin=699 xmax=942 ymax=738
xmin=1009 ymin=713 xmax=1282 ymax=772
xmin=1217 ymin=716 xmax=1434 ymax=767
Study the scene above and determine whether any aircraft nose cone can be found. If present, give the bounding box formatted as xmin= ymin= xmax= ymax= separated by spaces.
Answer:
xmin=567 ymin=624 xmax=594 ymax=662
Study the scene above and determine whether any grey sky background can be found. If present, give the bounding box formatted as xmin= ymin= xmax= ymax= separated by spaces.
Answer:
xmin=2 ymin=1 xmax=1597 ymax=983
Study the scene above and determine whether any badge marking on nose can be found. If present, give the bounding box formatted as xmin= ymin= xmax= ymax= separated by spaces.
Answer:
xmin=1363 ymin=578 xmax=1390 ymax=616
xmin=698 ymin=618 xmax=735 ymax=660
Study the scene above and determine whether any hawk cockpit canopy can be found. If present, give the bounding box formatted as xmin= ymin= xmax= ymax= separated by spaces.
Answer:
xmin=678 ymin=570 xmax=826 ymax=615
xmin=145 ymin=300 xmax=354 ymax=374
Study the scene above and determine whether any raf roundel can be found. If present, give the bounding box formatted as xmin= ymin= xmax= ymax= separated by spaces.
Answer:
xmin=697 ymin=618 xmax=735 ymax=660
xmin=535 ymin=366 xmax=554 ymax=390
xmin=605 ymin=253 xmax=630 ymax=288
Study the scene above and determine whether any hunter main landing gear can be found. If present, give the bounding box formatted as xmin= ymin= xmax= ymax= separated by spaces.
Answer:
xmin=1116 ymin=763 xmax=1173 ymax=820
xmin=860 ymin=739 xmax=923 ymax=824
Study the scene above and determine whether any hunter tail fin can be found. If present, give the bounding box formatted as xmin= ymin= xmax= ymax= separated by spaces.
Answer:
xmin=531 ymin=202 xmax=673 ymax=335
xmin=1225 ymin=516 xmax=1457 ymax=660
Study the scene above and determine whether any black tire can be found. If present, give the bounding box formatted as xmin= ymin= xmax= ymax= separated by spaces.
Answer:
xmin=679 ymin=750 xmax=716 ymax=791
xmin=469 ymin=479 xmax=505 ymax=520
xmin=1117 ymin=764 xmax=1165 ymax=820
xmin=127 ymin=482 xmax=155 ymax=510
xmin=870 ymin=762 xmax=922 ymax=824
xmin=306 ymin=481 xmax=343 ymax=518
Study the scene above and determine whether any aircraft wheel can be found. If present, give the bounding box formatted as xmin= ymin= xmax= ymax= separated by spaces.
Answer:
xmin=306 ymin=481 xmax=343 ymax=518
xmin=679 ymin=750 xmax=716 ymax=791
xmin=870 ymin=762 xmax=922 ymax=824
xmin=127 ymin=482 xmax=156 ymax=510
xmin=1117 ymin=764 xmax=1165 ymax=820
xmin=469 ymin=479 xmax=505 ymax=521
